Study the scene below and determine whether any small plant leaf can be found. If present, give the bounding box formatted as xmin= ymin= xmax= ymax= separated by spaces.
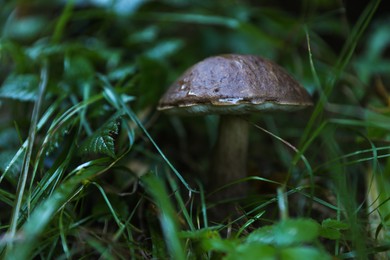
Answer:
xmin=64 ymin=55 xmax=94 ymax=84
xmin=80 ymin=118 xmax=119 ymax=158
xmin=319 ymin=227 xmax=341 ymax=240
xmin=224 ymin=243 xmax=276 ymax=260
xmin=319 ymin=218 xmax=349 ymax=240
xmin=321 ymin=218 xmax=350 ymax=230
xmin=0 ymin=74 xmax=39 ymax=101
xmin=145 ymin=39 xmax=184 ymax=60
xmin=0 ymin=149 xmax=24 ymax=178
xmin=201 ymin=236 xmax=237 ymax=253
xmin=280 ymin=246 xmax=332 ymax=260
xmin=247 ymin=218 xmax=320 ymax=247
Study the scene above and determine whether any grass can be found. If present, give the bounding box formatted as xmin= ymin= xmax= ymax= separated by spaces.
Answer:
xmin=0 ymin=0 xmax=389 ymax=259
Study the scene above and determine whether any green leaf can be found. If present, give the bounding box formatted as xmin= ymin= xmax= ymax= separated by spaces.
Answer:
xmin=224 ymin=243 xmax=276 ymax=260
xmin=247 ymin=218 xmax=320 ymax=247
xmin=319 ymin=227 xmax=341 ymax=240
xmin=145 ymin=39 xmax=184 ymax=60
xmin=3 ymin=15 xmax=47 ymax=41
xmin=280 ymin=246 xmax=332 ymax=260
xmin=319 ymin=218 xmax=349 ymax=240
xmin=181 ymin=228 xmax=220 ymax=240
xmin=273 ymin=219 xmax=320 ymax=246
xmin=0 ymin=74 xmax=39 ymax=101
xmin=26 ymin=42 xmax=65 ymax=61
xmin=201 ymin=236 xmax=237 ymax=253
xmin=246 ymin=225 xmax=275 ymax=245
xmin=0 ymin=149 xmax=24 ymax=178
xmin=321 ymin=218 xmax=350 ymax=230
xmin=127 ymin=25 xmax=159 ymax=44
xmin=64 ymin=55 xmax=94 ymax=84
xmin=80 ymin=118 xmax=119 ymax=158
xmin=108 ymin=65 xmax=136 ymax=81
xmin=140 ymin=12 xmax=240 ymax=28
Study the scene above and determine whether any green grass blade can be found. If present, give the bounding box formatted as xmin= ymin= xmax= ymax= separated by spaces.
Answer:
xmin=91 ymin=182 xmax=125 ymax=229
xmin=7 ymin=60 xmax=48 ymax=246
xmin=51 ymin=0 xmax=74 ymax=44
xmin=141 ymin=173 xmax=186 ymax=260
xmin=98 ymin=74 xmax=197 ymax=193
xmin=165 ymin=171 xmax=196 ymax=231
xmin=3 ymin=163 xmax=110 ymax=259
xmin=298 ymin=0 xmax=381 ymax=152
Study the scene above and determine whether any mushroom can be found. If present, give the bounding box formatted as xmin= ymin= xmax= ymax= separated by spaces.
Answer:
xmin=158 ymin=54 xmax=312 ymax=205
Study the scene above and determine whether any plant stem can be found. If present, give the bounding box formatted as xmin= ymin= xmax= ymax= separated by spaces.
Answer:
xmin=210 ymin=115 xmax=249 ymax=200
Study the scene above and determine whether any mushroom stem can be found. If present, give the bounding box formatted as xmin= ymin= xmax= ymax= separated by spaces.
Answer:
xmin=210 ymin=115 xmax=249 ymax=200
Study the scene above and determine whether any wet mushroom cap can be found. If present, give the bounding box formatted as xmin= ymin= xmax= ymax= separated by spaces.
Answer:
xmin=158 ymin=54 xmax=312 ymax=115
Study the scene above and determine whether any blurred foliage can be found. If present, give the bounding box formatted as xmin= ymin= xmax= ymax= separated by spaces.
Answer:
xmin=0 ymin=0 xmax=389 ymax=259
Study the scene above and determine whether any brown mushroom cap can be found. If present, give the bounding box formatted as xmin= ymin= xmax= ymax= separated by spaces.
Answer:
xmin=158 ymin=54 xmax=312 ymax=115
